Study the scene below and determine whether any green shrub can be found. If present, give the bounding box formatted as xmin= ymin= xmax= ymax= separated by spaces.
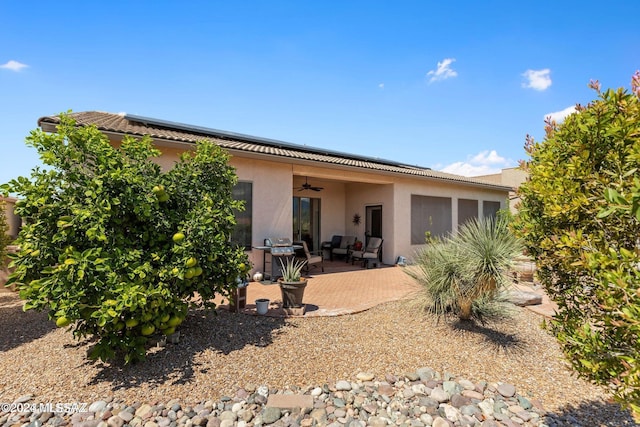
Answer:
xmin=514 ymin=72 xmax=640 ymax=419
xmin=408 ymin=216 xmax=522 ymax=322
xmin=1 ymin=113 xmax=249 ymax=363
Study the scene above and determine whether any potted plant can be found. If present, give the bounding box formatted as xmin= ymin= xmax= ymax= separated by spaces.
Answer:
xmin=278 ymin=257 xmax=308 ymax=309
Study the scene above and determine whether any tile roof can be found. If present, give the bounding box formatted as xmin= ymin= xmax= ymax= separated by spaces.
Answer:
xmin=38 ymin=111 xmax=511 ymax=190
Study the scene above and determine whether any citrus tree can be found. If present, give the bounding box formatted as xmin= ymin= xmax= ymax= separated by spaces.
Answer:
xmin=1 ymin=114 xmax=250 ymax=363
xmin=514 ymin=72 xmax=640 ymax=419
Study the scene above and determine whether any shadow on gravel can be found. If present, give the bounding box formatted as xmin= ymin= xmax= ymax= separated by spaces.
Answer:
xmin=87 ymin=307 xmax=287 ymax=390
xmin=0 ymin=291 xmax=56 ymax=352
xmin=450 ymin=320 xmax=526 ymax=354
xmin=545 ymin=399 xmax=637 ymax=426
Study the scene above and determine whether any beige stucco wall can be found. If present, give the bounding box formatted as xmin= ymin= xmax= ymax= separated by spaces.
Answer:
xmin=475 ymin=167 xmax=527 ymax=214
xmin=105 ymin=135 xmax=509 ymax=270
xmin=345 ymin=182 xmax=394 ymax=264
xmin=393 ymin=176 xmax=507 ymax=262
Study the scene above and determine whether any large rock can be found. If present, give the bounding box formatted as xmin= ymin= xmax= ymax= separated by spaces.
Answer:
xmin=505 ymin=290 xmax=542 ymax=306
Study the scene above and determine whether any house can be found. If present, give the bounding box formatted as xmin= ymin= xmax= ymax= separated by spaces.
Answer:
xmin=474 ymin=167 xmax=528 ymax=214
xmin=38 ymin=112 xmax=512 ymax=271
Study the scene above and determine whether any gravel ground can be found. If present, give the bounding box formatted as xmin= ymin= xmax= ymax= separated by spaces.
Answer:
xmin=0 ymin=288 xmax=635 ymax=426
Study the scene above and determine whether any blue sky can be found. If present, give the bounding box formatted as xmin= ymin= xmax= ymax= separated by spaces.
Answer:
xmin=1 ymin=1 xmax=638 ymax=185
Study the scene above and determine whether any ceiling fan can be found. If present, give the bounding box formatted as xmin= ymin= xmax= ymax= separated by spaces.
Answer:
xmin=295 ymin=177 xmax=324 ymax=192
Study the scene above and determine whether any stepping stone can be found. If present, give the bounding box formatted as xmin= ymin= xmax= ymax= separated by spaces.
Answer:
xmin=266 ymin=394 xmax=314 ymax=409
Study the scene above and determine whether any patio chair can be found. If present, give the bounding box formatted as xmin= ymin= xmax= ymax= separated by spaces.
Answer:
xmin=321 ymin=235 xmax=342 ymax=260
xmin=295 ymin=240 xmax=324 ymax=273
xmin=332 ymin=235 xmax=356 ymax=262
xmin=350 ymin=237 xmax=383 ymax=268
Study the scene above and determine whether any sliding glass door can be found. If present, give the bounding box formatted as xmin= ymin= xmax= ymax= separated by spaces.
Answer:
xmin=293 ymin=197 xmax=321 ymax=251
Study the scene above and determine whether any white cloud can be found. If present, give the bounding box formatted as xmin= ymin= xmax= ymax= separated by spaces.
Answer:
xmin=440 ymin=150 xmax=515 ymax=177
xmin=427 ymin=58 xmax=457 ymax=83
xmin=545 ymin=105 xmax=576 ymax=123
xmin=378 ymin=83 xmax=384 ymax=89
xmin=522 ymin=68 xmax=551 ymax=91
xmin=0 ymin=60 xmax=28 ymax=72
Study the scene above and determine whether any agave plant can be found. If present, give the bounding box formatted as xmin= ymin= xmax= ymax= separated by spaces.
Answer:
xmin=407 ymin=215 xmax=522 ymax=321
xmin=278 ymin=257 xmax=307 ymax=282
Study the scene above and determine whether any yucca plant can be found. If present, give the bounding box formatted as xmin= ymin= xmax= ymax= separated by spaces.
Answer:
xmin=407 ymin=215 xmax=522 ymax=321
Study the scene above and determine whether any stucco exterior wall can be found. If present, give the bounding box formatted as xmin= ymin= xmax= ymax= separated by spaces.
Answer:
xmin=232 ymin=157 xmax=293 ymax=271
xmin=345 ymin=183 xmax=394 ymax=264
xmin=392 ymin=176 xmax=507 ymax=262
xmin=105 ymin=135 xmax=509 ymax=271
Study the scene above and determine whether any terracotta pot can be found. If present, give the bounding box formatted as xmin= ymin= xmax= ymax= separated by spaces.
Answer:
xmin=278 ymin=278 xmax=307 ymax=308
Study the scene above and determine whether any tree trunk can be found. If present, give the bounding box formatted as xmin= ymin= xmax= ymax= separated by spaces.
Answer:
xmin=459 ymin=300 xmax=472 ymax=320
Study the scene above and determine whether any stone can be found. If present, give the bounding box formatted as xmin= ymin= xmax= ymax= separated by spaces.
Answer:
xmin=450 ymin=394 xmax=471 ymax=408
xmin=419 ymin=414 xmax=433 ymax=425
xmin=257 ymin=386 xmax=269 ymax=397
xmin=430 ymin=387 xmax=449 ymax=403
xmin=89 ymin=401 xmax=108 ymax=414
xmin=191 ymin=416 xmax=205 ymax=426
xmin=311 ymin=387 xmax=323 ymax=397
xmin=310 ymin=408 xmax=327 ymax=424
xmin=219 ymin=421 xmax=234 ymax=427
xmin=460 ymin=405 xmax=481 ymax=418
xmin=478 ymin=400 xmax=494 ymax=417
xmin=497 ymin=383 xmax=516 ymax=398
xmin=205 ymin=418 xmax=220 ymax=427
xmin=218 ymin=411 xmax=236 ymax=422
xmin=432 ymin=417 xmax=450 ymax=427
xmin=334 ymin=409 xmax=347 ymax=418
xmin=14 ymin=395 xmax=33 ymax=404
xmin=106 ymin=416 xmax=124 ymax=427
xmin=458 ymin=379 xmax=476 ymax=390
xmin=461 ymin=390 xmax=484 ymax=400
xmin=261 ymin=407 xmax=281 ymax=425
xmin=506 ymin=290 xmax=542 ymax=306
xmin=405 ymin=372 xmax=420 ymax=382
xmin=356 ymin=372 xmax=375 ymax=382
xmin=336 ymin=380 xmax=352 ymax=391
xmin=377 ymin=384 xmax=395 ymax=397
xmin=442 ymin=381 xmax=461 ymax=396
xmin=416 ymin=368 xmax=436 ymax=381
xmin=366 ymin=416 xmax=388 ymax=427
xmin=117 ymin=412 xmax=133 ymax=423
xmin=333 ymin=398 xmax=346 ymax=408
xmin=267 ymin=394 xmax=314 ymax=409
xmin=440 ymin=404 xmax=459 ymax=422
xmin=402 ymin=388 xmax=415 ymax=399
xmin=135 ymin=405 xmax=153 ymax=419
xmin=516 ymin=396 xmax=532 ymax=410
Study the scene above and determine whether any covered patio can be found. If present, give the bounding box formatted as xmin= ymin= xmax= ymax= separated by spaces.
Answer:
xmin=226 ymin=261 xmax=419 ymax=317
xmin=219 ymin=259 xmax=558 ymax=319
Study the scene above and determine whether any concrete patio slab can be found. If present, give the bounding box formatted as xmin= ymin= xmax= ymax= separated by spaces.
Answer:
xmin=218 ymin=260 xmax=559 ymax=319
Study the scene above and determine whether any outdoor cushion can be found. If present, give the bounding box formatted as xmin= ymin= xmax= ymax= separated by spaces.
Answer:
xmin=339 ymin=236 xmax=356 ymax=249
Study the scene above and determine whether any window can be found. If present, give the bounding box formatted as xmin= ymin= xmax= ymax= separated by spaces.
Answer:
xmin=411 ymin=195 xmax=452 ymax=244
xmin=483 ymin=201 xmax=501 ymax=220
xmin=231 ymin=182 xmax=252 ymax=250
xmin=458 ymin=199 xmax=478 ymax=226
